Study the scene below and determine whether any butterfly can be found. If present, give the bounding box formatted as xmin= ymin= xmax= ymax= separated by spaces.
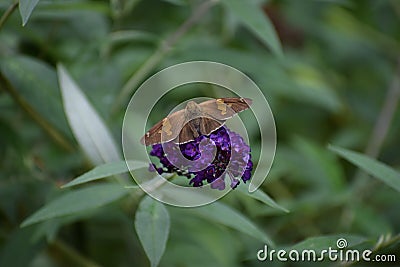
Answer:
xmin=141 ymin=97 xmax=252 ymax=145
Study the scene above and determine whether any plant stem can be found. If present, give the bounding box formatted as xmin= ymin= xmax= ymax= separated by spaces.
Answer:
xmin=111 ymin=0 xmax=217 ymax=114
xmin=341 ymin=59 xmax=400 ymax=230
xmin=0 ymin=73 xmax=74 ymax=152
xmin=0 ymin=1 xmax=18 ymax=31
xmin=352 ymin=59 xmax=400 ymax=191
xmin=365 ymin=60 xmax=400 ymax=158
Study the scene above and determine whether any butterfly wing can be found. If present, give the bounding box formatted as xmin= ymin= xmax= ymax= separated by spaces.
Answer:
xmin=199 ymin=97 xmax=252 ymax=120
xmin=175 ymin=116 xmax=225 ymax=144
xmin=199 ymin=116 xmax=225 ymax=136
xmin=141 ymin=98 xmax=252 ymax=145
xmin=141 ymin=109 xmax=186 ymax=145
xmin=175 ymin=122 xmax=196 ymax=144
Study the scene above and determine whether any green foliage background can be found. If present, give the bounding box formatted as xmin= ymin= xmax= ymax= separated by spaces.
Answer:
xmin=0 ymin=0 xmax=400 ymax=266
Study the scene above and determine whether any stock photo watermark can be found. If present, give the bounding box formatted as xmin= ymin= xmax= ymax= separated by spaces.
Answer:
xmin=257 ymin=238 xmax=397 ymax=263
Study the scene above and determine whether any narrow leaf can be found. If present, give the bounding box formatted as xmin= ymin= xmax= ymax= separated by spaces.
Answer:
xmin=62 ymin=160 xmax=148 ymax=188
xmin=293 ymin=137 xmax=345 ymax=191
xmin=19 ymin=0 xmax=40 ymax=26
xmin=135 ymin=196 xmax=170 ymax=267
xmin=221 ymin=0 xmax=283 ymax=57
xmin=237 ymin=186 xmax=289 ymax=213
xmin=58 ymin=64 xmax=121 ymax=165
xmin=192 ymin=202 xmax=275 ymax=246
xmin=329 ymin=145 xmax=400 ymax=192
xmin=21 ymin=184 xmax=128 ymax=227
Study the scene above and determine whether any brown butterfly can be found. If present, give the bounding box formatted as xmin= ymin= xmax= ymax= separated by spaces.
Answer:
xmin=141 ymin=97 xmax=252 ymax=146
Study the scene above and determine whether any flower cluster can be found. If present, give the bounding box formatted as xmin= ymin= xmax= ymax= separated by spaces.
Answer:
xmin=148 ymin=127 xmax=253 ymax=190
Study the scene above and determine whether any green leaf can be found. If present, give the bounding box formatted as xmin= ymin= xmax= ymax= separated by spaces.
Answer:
xmin=352 ymin=205 xmax=393 ymax=237
xmin=289 ymin=234 xmax=367 ymax=254
xmin=135 ymin=196 xmax=170 ymax=267
xmin=221 ymin=0 xmax=283 ymax=57
xmin=161 ymin=0 xmax=187 ymax=5
xmin=58 ymin=64 xmax=121 ymax=164
xmin=35 ymin=1 xmax=109 ymax=13
xmin=108 ymin=30 xmax=158 ymax=45
xmin=110 ymin=0 xmax=142 ymax=17
xmin=32 ymin=212 xmax=95 ymax=242
xmin=0 ymin=56 xmax=72 ymax=138
xmin=62 ymin=160 xmax=148 ymax=188
xmin=286 ymin=62 xmax=343 ymax=112
xmin=19 ymin=0 xmax=40 ymax=26
xmin=293 ymin=137 xmax=345 ymax=191
xmin=237 ymin=186 xmax=289 ymax=213
xmin=191 ymin=202 xmax=275 ymax=246
xmin=329 ymin=145 xmax=400 ymax=192
xmin=21 ymin=184 xmax=128 ymax=227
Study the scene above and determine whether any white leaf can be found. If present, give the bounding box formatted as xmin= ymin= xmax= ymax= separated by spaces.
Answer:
xmin=58 ymin=64 xmax=121 ymax=164
xmin=19 ymin=0 xmax=40 ymax=26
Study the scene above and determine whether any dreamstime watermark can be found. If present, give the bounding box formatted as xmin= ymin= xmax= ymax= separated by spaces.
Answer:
xmin=257 ymin=238 xmax=397 ymax=263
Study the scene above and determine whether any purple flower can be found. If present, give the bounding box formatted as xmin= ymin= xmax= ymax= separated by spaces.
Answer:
xmin=148 ymin=126 xmax=253 ymax=190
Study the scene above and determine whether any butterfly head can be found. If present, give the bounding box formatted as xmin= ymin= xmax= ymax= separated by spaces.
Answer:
xmin=184 ymin=101 xmax=203 ymax=120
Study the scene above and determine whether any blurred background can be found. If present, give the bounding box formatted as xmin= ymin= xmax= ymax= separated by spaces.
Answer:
xmin=0 ymin=0 xmax=399 ymax=266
